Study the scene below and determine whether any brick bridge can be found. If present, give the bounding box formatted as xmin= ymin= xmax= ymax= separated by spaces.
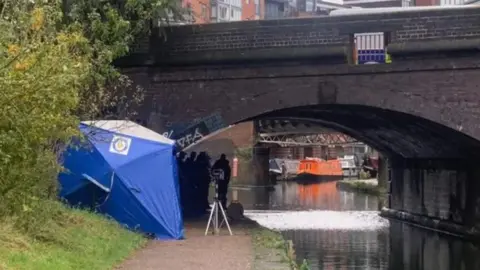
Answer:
xmin=118 ymin=6 xmax=480 ymax=237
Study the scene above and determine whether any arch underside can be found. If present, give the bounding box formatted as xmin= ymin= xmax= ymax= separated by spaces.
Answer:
xmin=244 ymin=105 xmax=480 ymax=159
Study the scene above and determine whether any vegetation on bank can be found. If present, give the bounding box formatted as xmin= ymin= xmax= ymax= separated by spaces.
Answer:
xmin=336 ymin=180 xmax=385 ymax=196
xmin=252 ymin=228 xmax=311 ymax=270
xmin=235 ymin=147 xmax=254 ymax=162
xmin=0 ymin=200 xmax=147 ymax=270
xmin=0 ymin=0 xmax=185 ymax=268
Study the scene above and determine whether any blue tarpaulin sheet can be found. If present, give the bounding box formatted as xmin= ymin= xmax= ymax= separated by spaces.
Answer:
xmin=58 ymin=120 xmax=184 ymax=240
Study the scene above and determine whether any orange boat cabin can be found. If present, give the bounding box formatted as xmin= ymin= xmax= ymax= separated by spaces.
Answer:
xmin=297 ymin=158 xmax=343 ymax=177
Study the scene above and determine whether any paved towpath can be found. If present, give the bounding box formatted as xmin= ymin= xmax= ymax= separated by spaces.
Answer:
xmin=117 ymin=219 xmax=255 ymax=270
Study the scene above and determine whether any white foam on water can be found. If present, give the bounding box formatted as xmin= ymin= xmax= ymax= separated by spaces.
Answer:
xmin=245 ymin=210 xmax=390 ymax=231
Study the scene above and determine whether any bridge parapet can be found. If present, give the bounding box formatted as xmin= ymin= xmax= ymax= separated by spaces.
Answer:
xmin=121 ymin=6 xmax=480 ymax=66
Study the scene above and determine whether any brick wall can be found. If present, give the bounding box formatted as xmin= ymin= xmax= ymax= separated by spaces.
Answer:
xmin=186 ymin=121 xmax=254 ymax=160
xmin=185 ymin=121 xmax=267 ymax=185
xmin=241 ymin=0 xmax=256 ymax=20
xmin=389 ymin=158 xmax=479 ymax=226
xmin=123 ymin=6 xmax=480 ymax=65
xmin=131 ymin=55 xmax=480 ymax=159
xmin=188 ymin=0 xmax=210 ymax=24
xmin=415 ymin=0 xmax=439 ymax=5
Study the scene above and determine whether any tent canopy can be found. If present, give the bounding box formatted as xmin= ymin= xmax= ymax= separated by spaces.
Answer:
xmin=59 ymin=120 xmax=184 ymax=240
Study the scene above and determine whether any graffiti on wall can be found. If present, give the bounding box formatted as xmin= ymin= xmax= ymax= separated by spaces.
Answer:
xmin=142 ymin=105 xmax=227 ymax=148
xmin=175 ymin=122 xmax=209 ymax=149
xmin=169 ymin=111 xmax=227 ymax=146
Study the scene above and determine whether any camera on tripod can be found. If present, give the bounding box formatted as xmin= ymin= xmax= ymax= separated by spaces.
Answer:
xmin=211 ymin=169 xmax=224 ymax=195
xmin=205 ymin=168 xmax=232 ymax=236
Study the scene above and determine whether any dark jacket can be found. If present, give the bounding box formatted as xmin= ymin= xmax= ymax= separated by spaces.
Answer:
xmin=212 ymin=159 xmax=231 ymax=183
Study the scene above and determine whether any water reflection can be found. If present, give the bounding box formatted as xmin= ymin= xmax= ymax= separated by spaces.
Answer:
xmin=232 ymin=180 xmax=480 ymax=270
xmin=230 ymin=181 xmax=378 ymax=211
xmin=388 ymin=221 xmax=480 ymax=270
xmin=282 ymin=221 xmax=480 ymax=270
xmin=282 ymin=228 xmax=390 ymax=269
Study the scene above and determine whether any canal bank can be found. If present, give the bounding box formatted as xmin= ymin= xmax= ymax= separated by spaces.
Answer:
xmin=335 ymin=178 xmax=383 ymax=196
xmin=336 ymin=178 xmax=480 ymax=241
xmin=380 ymin=207 xmax=480 ymax=242
xmin=236 ymin=181 xmax=480 ymax=269
xmin=252 ymin=227 xmax=309 ymax=270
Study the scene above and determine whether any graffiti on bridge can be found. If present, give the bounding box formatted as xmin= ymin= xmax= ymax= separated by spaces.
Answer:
xmin=162 ymin=129 xmax=174 ymax=139
xmin=166 ymin=112 xmax=227 ymax=148
xmin=175 ymin=122 xmax=209 ymax=149
xmin=141 ymin=108 xmax=227 ymax=147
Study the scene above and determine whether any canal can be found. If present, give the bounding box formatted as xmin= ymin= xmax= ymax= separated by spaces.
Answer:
xmin=231 ymin=181 xmax=480 ymax=270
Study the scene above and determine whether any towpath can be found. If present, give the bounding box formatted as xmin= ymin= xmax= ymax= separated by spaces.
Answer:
xmin=117 ymin=219 xmax=255 ymax=270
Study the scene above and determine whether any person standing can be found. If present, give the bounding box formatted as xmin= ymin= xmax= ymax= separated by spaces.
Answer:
xmin=176 ymin=151 xmax=187 ymax=210
xmin=212 ymin=154 xmax=231 ymax=209
xmin=196 ymin=152 xmax=212 ymax=212
xmin=184 ymin=152 xmax=198 ymax=214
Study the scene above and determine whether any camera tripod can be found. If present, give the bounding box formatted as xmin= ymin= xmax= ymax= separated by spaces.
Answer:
xmin=205 ymin=169 xmax=233 ymax=236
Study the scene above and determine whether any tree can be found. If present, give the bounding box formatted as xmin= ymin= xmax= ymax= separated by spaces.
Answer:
xmin=0 ymin=0 xmax=186 ymax=228
xmin=62 ymin=0 xmax=188 ymax=120
xmin=0 ymin=1 xmax=92 ymax=216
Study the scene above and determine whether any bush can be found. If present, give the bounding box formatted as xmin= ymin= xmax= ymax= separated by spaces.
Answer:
xmin=0 ymin=3 xmax=90 ymax=218
xmin=359 ymin=170 xmax=372 ymax=179
xmin=235 ymin=147 xmax=253 ymax=162
xmin=0 ymin=0 xmax=185 ymax=234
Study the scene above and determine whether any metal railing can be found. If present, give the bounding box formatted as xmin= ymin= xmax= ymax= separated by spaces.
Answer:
xmin=258 ymin=133 xmax=358 ymax=146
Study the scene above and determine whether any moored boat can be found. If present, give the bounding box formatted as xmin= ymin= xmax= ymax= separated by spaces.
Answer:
xmin=295 ymin=158 xmax=343 ymax=183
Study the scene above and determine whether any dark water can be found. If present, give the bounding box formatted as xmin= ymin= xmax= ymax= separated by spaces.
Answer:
xmin=229 ymin=181 xmax=480 ymax=270
xmin=228 ymin=181 xmax=378 ymax=211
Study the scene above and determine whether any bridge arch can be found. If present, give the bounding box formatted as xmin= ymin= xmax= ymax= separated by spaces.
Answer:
xmin=121 ymin=7 xmax=480 ymax=237
xmin=137 ymin=62 xmax=480 ymax=160
xmin=136 ymin=55 xmax=480 ymax=157
xmin=174 ymin=103 xmax=480 ymax=232
xmin=133 ymin=61 xmax=480 ymax=236
xmin=180 ymin=104 xmax=480 ymax=160
xmin=240 ymin=104 xmax=480 ymax=159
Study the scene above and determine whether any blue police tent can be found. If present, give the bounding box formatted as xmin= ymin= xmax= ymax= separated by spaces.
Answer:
xmin=59 ymin=120 xmax=184 ymax=240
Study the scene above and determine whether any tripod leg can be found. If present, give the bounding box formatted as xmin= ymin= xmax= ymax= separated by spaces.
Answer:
xmin=204 ymin=203 xmax=216 ymax=236
xmin=215 ymin=201 xmax=219 ymax=235
xmin=218 ymin=203 xmax=233 ymax=236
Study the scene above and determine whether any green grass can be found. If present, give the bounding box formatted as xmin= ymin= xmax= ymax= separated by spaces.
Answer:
xmin=251 ymin=227 xmax=310 ymax=270
xmin=0 ymin=203 xmax=147 ymax=270
xmin=336 ymin=180 xmax=385 ymax=196
xmin=252 ymin=228 xmax=285 ymax=249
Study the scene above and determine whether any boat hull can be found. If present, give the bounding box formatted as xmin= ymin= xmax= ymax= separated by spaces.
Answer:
xmin=294 ymin=173 xmax=343 ymax=184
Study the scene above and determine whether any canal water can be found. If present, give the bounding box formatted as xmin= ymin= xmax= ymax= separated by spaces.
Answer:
xmin=230 ymin=181 xmax=480 ymax=270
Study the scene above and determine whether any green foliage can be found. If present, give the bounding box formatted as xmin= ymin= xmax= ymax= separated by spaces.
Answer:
xmin=253 ymin=228 xmax=286 ymax=250
xmin=359 ymin=170 xmax=372 ymax=179
xmin=0 ymin=0 xmax=185 ymax=240
xmin=235 ymin=147 xmax=253 ymax=162
xmin=63 ymin=0 xmax=190 ymax=120
xmin=336 ymin=180 xmax=385 ymax=196
xmin=0 ymin=1 xmax=91 ymax=217
xmin=252 ymin=228 xmax=311 ymax=270
xmin=299 ymin=259 xmax=311 ymax=270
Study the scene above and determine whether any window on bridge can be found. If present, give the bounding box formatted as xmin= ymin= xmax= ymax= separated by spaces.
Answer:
xmin=352 ymin=32 xmax=391 ymax=65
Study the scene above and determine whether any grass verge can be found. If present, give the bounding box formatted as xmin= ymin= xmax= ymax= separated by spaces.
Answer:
xmin=251 ymin=227 xmax=310 ymax=270
xmin=336 ymin=180 xmax=385 ymax=196
xmin=0 ymin=202 xmax=147 ymax=270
